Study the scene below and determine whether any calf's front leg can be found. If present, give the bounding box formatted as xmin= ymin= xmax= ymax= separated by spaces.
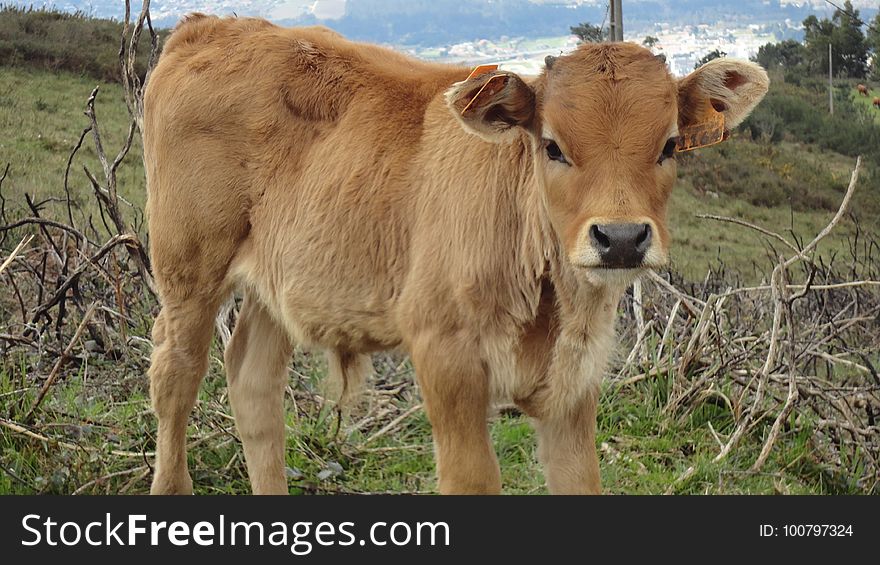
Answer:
xmin=411 ymin=332 xmax=501 ymax=494
xmin=531 ymin=385 xmax=602 ymax=494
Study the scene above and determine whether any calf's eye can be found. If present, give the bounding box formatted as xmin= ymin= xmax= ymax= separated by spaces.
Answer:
xmin=545 ymin=140 xmax=570 ymax=165
xmin=658 ymin=137 xmax=678 ymax=164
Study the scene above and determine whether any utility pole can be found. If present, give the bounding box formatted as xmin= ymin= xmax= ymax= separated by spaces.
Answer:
xmin=609 ymin=0 xmax=624 ymax=42
xmin=828 ymin=43 xmax=834 ymax=115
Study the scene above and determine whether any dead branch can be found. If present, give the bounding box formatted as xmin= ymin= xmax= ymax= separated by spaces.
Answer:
xmin=697 ymin=213 xmax=801 ymax=255
xmin=29 ymin=234 xmax=141 ymax=327
xmin=0 ymin=235 xmax=32 ymax=277
xmin=25 ymin=302 xmax=98 ymax=421
xmin=658 ymin=157 xmax=878 ymax=491
xmin=0 ymin=163 xmax=10 ymax=244
xmin=83 ymin=86 xmax=155 ymax=296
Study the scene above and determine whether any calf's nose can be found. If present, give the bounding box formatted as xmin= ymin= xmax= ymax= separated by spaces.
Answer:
xmin=589 ymin=223 xmax=652 ymax=268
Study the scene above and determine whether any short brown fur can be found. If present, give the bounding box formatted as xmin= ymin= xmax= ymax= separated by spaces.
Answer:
xmin=144 ymin=16 xmax=768 ymax=494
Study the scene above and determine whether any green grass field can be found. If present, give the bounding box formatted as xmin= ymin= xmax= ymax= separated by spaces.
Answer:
xmin=1 ymin=66 xmax=877 ymax=495
xmin=669 ymin=139 xmax=879 ymax=279
xmin=0 ymin=67 xmax=146 ymax=210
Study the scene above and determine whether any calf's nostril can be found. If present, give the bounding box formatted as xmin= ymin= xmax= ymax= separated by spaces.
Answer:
xmin=590 ymin=224 xmax=611 ymax=252
xmin=635 ymin=224 xmax=652 ymax=253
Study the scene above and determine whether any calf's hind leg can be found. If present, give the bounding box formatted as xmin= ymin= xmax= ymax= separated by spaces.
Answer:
xmin=145 ymin=124 xmax=251 ymax=493
xmin=147 ymin=196 xmax=245 ymax=494
xmin=224 ymin=294 xmax=293 ymax=494
xmin=149 ymin=292 xmax=226 ymax=494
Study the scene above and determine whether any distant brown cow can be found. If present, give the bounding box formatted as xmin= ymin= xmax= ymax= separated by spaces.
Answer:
xmin=874 ymin=97 xmax=880 ymax=109
xmin=144 ymin=15 xmax=769 ymax=494
xmin=857 ymin=84 xmax=870 ymax=96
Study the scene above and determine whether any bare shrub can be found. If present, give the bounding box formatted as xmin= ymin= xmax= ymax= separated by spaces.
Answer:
xmin=616 ymin=160 xmax=879 ymax=492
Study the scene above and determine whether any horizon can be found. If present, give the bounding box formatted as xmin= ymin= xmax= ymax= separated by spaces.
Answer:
xmin=6 ymin=0 xmax=879 ymax=75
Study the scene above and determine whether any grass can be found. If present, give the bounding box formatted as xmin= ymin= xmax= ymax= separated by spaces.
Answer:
xmin=1 ymin=66 xmax=877 ymax=495
xmin=0 ymin=66 xmax=146 ymax=214
xmin=0 ymin=339 xmax=844 ymax=495
xmin=668 ymin=137 xmax=877 ymax=280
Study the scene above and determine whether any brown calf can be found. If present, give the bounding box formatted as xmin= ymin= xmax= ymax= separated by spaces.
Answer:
xmin=143 ymin=15 xmax=769 ymax=494
xmin=874 ymin=97 xmax=880 ymax=109
xmin=857 ymin=84 xmax=870 ymax=96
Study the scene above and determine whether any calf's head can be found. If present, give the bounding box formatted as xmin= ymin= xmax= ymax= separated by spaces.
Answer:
xmin=447 ymin=43 xmax=768 ymax=281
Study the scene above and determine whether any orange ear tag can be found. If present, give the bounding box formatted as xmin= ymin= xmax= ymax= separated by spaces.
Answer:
xmin=676 ymin=110 xmax=727 ymax=153
xmin=466 ymin=64 xmax=499 ymax=80
xmin=461 ymin=73 xmax=509 ymax=116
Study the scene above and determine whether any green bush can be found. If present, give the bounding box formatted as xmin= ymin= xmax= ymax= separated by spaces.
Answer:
xmin=741 ymin=70 xmax=880 ymax=166
xmin=742 ymin=105 xmax=786 ymax=144
xmin=0 ymin=5 xmax=166 ymax=82
xmin=679 ymin=137 xmax=878 ymax=217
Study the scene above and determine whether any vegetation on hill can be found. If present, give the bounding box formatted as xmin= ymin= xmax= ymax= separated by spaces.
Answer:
xmin=0 ymin=5 xmax=165 ymax=82
xmin=754 ymin=0 xmax=880 ymax=80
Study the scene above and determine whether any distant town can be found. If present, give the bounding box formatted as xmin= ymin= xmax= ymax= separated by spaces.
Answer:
xmin=410 ymin=20 xmax=800 ymax=76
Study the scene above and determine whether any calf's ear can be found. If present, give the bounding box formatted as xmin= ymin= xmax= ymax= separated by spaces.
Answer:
xmin=678 ymin=58 xmax=769 ymax=131
xmin=446 ymin=71 xmax=536 ymax=141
